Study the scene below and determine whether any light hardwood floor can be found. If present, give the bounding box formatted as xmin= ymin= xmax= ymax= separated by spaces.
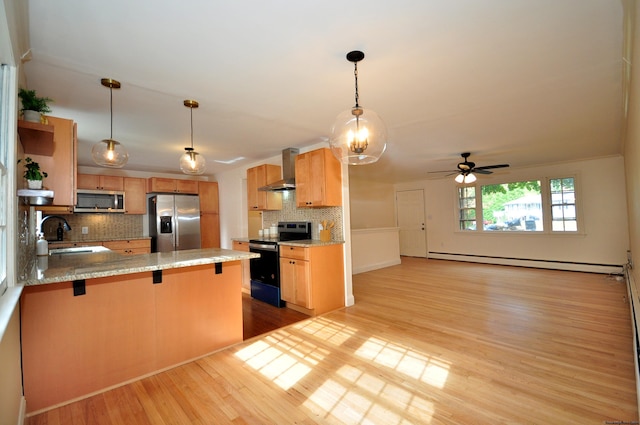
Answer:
xmin=27 ymin=258 xmax=638 ymax=424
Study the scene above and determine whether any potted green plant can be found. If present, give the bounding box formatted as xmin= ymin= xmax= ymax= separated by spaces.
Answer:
xmin=18 ymin=88 xmax=53 ymax=123
xmin=18 ymin=157 xmax=48 ymax=189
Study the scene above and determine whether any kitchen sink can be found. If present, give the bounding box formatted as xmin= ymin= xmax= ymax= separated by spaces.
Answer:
xmin=49 ymin=246 xmax=110 ymax=255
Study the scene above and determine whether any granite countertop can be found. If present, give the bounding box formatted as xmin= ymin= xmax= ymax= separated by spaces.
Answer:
xmin=24 ymin=248 xmax=259 ymax=286
xmin=231 ymin=237 xmax=344 ymax=247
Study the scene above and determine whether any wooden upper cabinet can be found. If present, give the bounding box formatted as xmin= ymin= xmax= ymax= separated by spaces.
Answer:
xmin=20 ymin=116 xmax=77 ymax=207
xmin=247 ymin=164 xmax=282 ymax=211
xmin=198 ymin=181 xmax=219 ymax=214
xmin=199 ymin=181 xmax=220 ymax=248
xmin=147 ymin=177 xmax=199 ymax=194
xmin=176 ymin=179 xmax=199 ymax=194
xmin=77 ymin=174 xmax=124 ymax=191
xmin=123 ymin=177 xmax=147 ymax=214
xmin=295 ymin=148 xmax=342 ymax=208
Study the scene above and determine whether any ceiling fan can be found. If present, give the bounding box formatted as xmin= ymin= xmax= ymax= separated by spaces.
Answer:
xmin=431 ymin=152 xmax=509 ymax=183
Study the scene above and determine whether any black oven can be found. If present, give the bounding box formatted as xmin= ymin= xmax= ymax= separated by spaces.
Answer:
xmin=249 ymin=241 xmax=282 ymax=306
xmin=249 ymin=221 xmax=311 ymax=307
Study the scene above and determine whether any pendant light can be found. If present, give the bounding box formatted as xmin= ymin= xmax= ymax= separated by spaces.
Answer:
xmin=92 ymin=78 xmax=128 ymax=168
xmin=179 ymin=99 xmax=206 ymax=175
xmin=329 ymin=50 xmax=388 ymax=165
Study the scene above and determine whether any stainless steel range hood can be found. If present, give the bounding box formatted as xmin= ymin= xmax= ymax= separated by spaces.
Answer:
xmin=258 ymin=148 xmax=299 ymax=191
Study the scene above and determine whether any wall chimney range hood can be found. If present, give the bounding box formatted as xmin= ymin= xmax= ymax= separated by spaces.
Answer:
xmin=259 ymin=148 xmax=299 ymax=191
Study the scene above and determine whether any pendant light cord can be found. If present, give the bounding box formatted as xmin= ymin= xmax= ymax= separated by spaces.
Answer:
xmin=190 ymin=106 xmax=194 ymax=149
xmin=109 ymin=86 xmax=113 ymax=139
xmin=353 ymin=61 xmax=360 ymax=108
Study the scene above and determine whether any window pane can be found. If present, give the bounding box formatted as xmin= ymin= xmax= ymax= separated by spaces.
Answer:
xmin=458 ymin=187 xmax=476 ymax=231
xmin=481 ymin=181 xmax=542 ymax=231
xmin=549 ymin=177 xmax=577 ymax=232
xmin=460 ymin=209 xmax=476 ymax=220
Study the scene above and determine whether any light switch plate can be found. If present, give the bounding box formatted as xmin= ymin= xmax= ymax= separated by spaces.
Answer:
xmin=82 ymin=226 xmax=89 ymax=234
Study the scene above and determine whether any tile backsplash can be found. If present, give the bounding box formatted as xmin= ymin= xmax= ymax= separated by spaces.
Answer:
xmin=41 ymin=213 xmax=143 ymax=242
xmin=263 ymin=191 xmax=343 ymax=241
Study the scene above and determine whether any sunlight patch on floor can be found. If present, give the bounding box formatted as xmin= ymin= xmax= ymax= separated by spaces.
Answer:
xmin=303 ymin=364 xmax=435 ymax=424
xmin=234 ymin=329 xmax=328 ymax=390
xmin=236 ymin=317 xmax=445 ymax=422
xmin=355 ymin=337 xmax=450 ymax=388
xmin=294 ymin=316 xmax=357 ymax=346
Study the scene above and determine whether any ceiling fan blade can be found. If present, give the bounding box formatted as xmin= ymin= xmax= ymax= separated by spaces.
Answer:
xmin=474 ymin=164 xmax=509 ymax=171
xmin=428 ymin=169 xmax=458 ymax=174
xmin=474 ymin=169 xmax=493 ymax=174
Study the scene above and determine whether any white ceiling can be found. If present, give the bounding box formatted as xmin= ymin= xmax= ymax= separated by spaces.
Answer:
xmin=22 ymin=0 xmax=625 ymax=183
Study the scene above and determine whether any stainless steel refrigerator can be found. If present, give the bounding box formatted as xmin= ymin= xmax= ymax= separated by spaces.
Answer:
xmin=148 ymin=194 xmax=201 ymax=252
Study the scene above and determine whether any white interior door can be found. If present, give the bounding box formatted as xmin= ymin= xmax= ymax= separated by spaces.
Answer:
xmin=396 ymin=189 xmax=427 ymax=257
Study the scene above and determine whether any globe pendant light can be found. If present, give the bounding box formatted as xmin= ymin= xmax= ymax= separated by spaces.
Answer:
xmin=329 ymin=50 xmax=388 ymax=165
xmin=92 ymin=78 xmax=128 ymax=168
xmin=179 ymin=99 xmax=206 ymax=175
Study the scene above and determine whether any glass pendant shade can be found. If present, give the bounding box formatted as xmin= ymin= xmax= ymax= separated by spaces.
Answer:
xmin=329 ymin=50 xmax=388 ymax=165
xmin=94 ymin=78 xmax=128 ymax=168
xmin=180 ymin=99 xmax=205 ymax=175
xmin=455 ymin=173 xmax=476 ymax=184
xmin=92 ymin=139 xmax=129 ymax=168
xmin=180 ymin=148 xmax=206 ymax=175
xmin=329 ymin=106 xmax=387 ymax=165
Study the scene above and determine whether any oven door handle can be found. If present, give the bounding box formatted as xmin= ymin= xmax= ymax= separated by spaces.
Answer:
xmin=249 ymin=243 xmax=279 ymax=252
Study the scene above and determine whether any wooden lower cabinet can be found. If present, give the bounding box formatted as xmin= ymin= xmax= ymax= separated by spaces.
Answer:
xmin=232 ymin=240 xmax=251 ymax=293
xmin=279 ymin=243 xmax=345 ymax=316
xmin=102 ymin=239 xmax=150 ymax=255
xmin=280 ymin=254 xmax=311 ymax=307
xmin=20 ymin=262 xmax=243 ymax=413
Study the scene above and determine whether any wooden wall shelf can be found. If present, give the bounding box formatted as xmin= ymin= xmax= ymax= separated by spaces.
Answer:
xmin=17 ymin=120 xmax=55 ymax=156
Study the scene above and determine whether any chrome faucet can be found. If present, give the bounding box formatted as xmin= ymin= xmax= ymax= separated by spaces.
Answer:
xmin=38 ymin=215 xmax=72 ymax=236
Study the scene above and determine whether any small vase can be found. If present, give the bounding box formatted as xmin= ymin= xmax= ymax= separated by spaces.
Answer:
xmin=27 ymin=180 xmax=43 ymax=190
xmin=23 ymin=110 xmax=41 ymax=123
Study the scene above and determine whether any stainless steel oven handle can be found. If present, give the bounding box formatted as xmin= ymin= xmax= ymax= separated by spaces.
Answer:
xmin=249 ymin=243 xmax=279 ymax=252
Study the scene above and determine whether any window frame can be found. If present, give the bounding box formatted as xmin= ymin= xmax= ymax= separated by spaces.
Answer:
xmin=455 ymin=174 xmax=581 ymax=235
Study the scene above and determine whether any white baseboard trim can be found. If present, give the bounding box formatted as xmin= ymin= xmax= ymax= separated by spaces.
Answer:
xmin=428 ymin=252 xmax=624 ymax=274
xmin=625 ymin=268 xmax=640 ymax=414
xmin=352 ymin=259 xmax=402 ymax=275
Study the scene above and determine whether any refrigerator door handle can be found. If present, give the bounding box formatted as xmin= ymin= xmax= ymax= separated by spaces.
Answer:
xmin=173 ymin=215 xmax=179 ymax=248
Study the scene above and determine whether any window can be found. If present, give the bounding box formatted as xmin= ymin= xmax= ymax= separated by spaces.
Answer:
xmin=0 ymin=64 xmax=10 ymax=296
xmin=550 ymin=177 xmax=576 ymax=231
xmin=457 ymin=177 xmax=578 ymax=233
xmin=481 ymin=181 xmax=542 ymax=232
xmin=458 ymin=186 xmax=476 ymax=230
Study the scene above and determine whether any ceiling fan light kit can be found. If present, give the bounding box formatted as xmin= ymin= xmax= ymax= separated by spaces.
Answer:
xmin=329 ymin=50 xmax=388 ymax=165
xmin=455 ymin=172 xmax=476 ymax=184
xmin=92 ymin=78 xmax=129 ymax=168
xmin=179 ymin=99 xmax=206 ymax=175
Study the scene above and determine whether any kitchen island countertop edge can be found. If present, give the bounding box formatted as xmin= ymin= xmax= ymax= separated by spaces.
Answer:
xmin=23 ymin=248 xmax=259 ymax=286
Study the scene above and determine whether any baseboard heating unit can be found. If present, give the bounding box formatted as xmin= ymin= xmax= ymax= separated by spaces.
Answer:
xmin=428 ymin=252 xmax=624 ymax=274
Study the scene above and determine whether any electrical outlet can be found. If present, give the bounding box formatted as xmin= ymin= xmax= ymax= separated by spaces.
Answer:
xmin=82 ymin=226 xmax=89 ymax=235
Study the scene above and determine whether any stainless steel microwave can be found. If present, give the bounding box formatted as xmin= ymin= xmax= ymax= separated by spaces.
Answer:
xmin=74 ymin=189 xmax=125 ymax=213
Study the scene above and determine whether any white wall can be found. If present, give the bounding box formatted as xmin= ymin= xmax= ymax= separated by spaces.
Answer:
xmin=395 ymin=155 xmax=629 ymax=271
xmin=351 ymin=228 xmax=401 ymax=274
xmin=348 ymin=177 xmax=396 ymax=229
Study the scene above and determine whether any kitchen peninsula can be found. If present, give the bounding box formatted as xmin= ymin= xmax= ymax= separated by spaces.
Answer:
xmin=20 ymin=247 xmax=258 ymax=413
